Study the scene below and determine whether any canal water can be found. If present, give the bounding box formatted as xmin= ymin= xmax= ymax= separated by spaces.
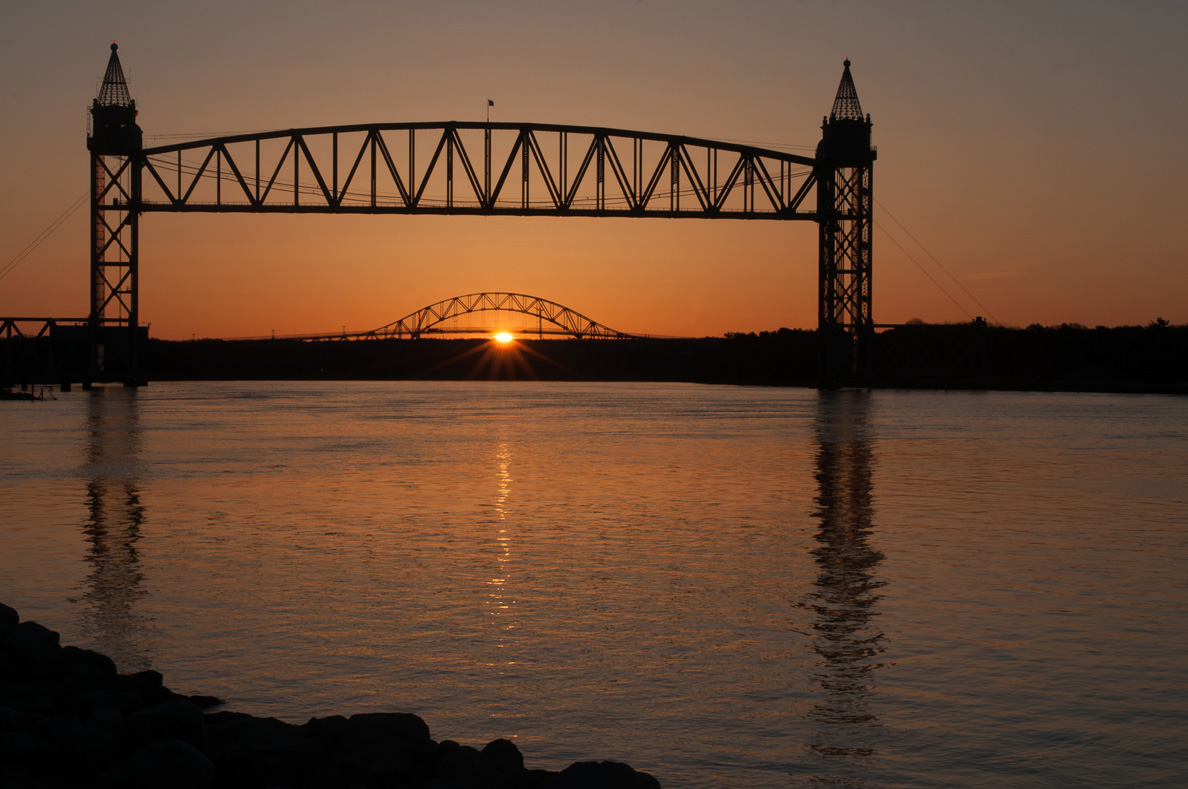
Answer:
xmin=2 ymin=381 xmax=1186 ymax=787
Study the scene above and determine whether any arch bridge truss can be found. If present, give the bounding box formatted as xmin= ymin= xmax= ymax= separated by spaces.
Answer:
xmin=364 ymin=292 xmax=634 ymax=340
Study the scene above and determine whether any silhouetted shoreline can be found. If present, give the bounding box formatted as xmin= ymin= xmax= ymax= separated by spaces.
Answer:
xmin=0 ymin=602 xmax=660 ymax=788
xmin=3 ymin=323 xmax=1186 ymax=394
xmin=139 ymin=323 xmax=1187 ymax=394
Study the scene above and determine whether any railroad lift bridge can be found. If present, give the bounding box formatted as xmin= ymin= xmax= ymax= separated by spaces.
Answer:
xmin=11 ymin=44 xmax=876 ymax=387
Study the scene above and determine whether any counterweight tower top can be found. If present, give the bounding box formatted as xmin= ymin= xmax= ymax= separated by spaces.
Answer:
xmin=829 ymin=58 xmax=865 ymax=122
xmin=89 ymin=42 xmax=140 ymax=154
xmin=96 ymin=42 xmax=133 ymax=107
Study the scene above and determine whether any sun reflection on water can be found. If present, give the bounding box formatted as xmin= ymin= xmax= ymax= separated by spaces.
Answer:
xmin=485 ymin=441 xmax=517 ymax=667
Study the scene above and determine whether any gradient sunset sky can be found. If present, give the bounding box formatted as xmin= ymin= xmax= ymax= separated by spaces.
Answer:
xmin=2 ymin=1 xmax=1185 ymax=340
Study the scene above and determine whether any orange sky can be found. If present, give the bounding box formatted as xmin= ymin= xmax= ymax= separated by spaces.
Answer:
xmin=2 ymin=2 xmax=1186 ymax=340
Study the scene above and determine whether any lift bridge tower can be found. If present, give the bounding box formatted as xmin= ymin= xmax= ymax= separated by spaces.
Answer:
xmin=816 ymin=59 xmax=876 ymax=384
xmin=86 ymin=42 xmax=145 ymax=385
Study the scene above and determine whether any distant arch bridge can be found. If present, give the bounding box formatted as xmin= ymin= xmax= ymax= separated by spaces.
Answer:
xmin=281 ymin=293 xmax=637 ymax=341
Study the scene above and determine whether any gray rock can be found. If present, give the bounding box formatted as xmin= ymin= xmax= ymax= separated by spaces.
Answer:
xmin=113 ymin=668 xmax=177 ymax=707
xmin=100 ymin=737 xmax=217 ymax=789
xmin=202 ymin=713 xmax=311 ymax=789
xmin=482 ymin=736 xmax=526 ymax=775
xmin=346 ymin=712 xmax=436 ymax=785
xmin=85 ymin=704 xmax=126 ymax=732
xmin=1 ymin=729 xmax=50 ymax=768
xmin=115 ymin=698 xmax=205 ymax=753
xmin=31 ymin=711 xmax=84 ymax=746
xmin=346 ymin=711 xmax=431 ymax=745
xmin=3 ymin=621 xmax=63 ymax=665
xmin=114 ymin=668 xmax=163 ymax=694
xmin=79 ymin=687 xmax=146 ymax=715
xmin=60 ymin=662 xmax=118 ymax=698
xmin=558 ymin=760 xmax=662 ymax=789
xmin=204 ymin=712 xmax=297 ymax=750
xmin=0 ymin=705 xmax=21 ymax=732
xmin=0 ymin=679 xmax=56 ymax=713
xmin=187 ymin=693 xmax=225 ymax=710
xmin=63 ymin=644 xmax=118 ymax=675
xmin=438 ymin=739 xmax=493 ymax=784
xmin=301 ymin=713 xmax=350 ymax=748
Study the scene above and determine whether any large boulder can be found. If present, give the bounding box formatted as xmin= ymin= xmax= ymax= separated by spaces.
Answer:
xmin=2 ymin=621 xmax=66 ymax=680
xmin=345 ymin=711 xmax=437 ymax=785
xmin=557 ymin=760 xmax=663 ymax=789
xmin=346 ymin=710 xmax=432 ymax=746
xmin=98 ymin=737 xmax=216 ymax=789
xmin=203 ymin=712 xmax=314 ymax=788
xmin=114 ymin=698 xmax=206 ymax=753
xmin=114 ymin=669 xmax=174 ymax=707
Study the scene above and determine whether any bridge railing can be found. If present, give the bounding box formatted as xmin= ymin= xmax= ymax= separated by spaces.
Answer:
xmin=139 ymin=122 xmax=818 ymax=219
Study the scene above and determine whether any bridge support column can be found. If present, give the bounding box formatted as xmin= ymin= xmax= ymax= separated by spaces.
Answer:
xmin=87 ymin=43 xmax=145 ymax=386
xmin=815 ymin=59 xmax=875 ymax=387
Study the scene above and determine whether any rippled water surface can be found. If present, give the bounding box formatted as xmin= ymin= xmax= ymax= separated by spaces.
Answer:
xmin=2 ymin=381 xmax=1186 ymax=787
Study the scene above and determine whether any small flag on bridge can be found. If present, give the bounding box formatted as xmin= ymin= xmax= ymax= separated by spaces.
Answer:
xmin=488 ymin=99 xmax=494 ymax=107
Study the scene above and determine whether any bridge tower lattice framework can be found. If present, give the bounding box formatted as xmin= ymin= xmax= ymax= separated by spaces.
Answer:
xmin=816 ymin=59 xmax=876 ymax=385
xmin=87 ymin=42 xmax=145 ymax=384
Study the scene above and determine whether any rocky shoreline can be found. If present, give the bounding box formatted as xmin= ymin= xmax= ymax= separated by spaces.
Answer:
xmin=0 ymin=603 xmax=660 ymax=788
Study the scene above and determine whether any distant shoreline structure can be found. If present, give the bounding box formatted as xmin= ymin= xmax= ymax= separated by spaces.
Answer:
xmin=3 ymin=323 xmax=1185 ymax=395
xmin=149 ymin=324 xmax=1187 ymax=395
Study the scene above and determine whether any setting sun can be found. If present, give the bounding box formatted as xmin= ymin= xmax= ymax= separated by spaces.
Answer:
xmin=494 ymin=332 xmax=515 ymax=345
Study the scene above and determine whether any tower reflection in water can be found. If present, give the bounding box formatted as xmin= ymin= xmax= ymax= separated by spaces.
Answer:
xmin=805 ymin=389 xmax=886 ymax=776
xmin=80 ymin=387 xmax=152 ymax=671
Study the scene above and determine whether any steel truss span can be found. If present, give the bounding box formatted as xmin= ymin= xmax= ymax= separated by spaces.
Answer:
xmin=139 ymin=122 xmax=818 ymax=219
xmin=364 ymin=293 xmax=634 ymax=340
